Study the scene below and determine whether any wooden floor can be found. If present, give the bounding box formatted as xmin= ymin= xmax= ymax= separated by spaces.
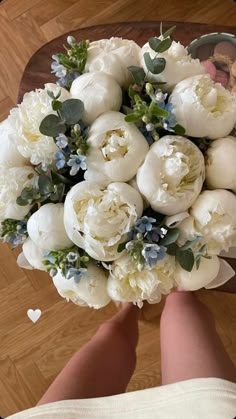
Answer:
xmin=0 ymin=0 xmax=236 ymax=416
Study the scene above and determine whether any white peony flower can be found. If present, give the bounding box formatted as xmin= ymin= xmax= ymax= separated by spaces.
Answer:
xmin=205 ymin=258 xmax=235 ymax=289
xmin=136 ymin=135 xmax=205 ymax=215
xmin=8 ymin=83 xmax=70 ymax=165
xmin=0 ymin=166 xmax=36 ymax=220
xmin=0 ymin=119 xmax=29 ymax=167
xmin=85 ymin=111 xmax=149 ymax=184
xmin=175 ymin=256 xmax=235 ymax=291
xmin=178 ymin=190 xmax=236 ymax=255
xmin=140 ymin=40 xmax=204 ymax=91
xmin=107 ymin=254 xmax=175 ymax=308
xmin=85 ymin=37 xmax=141 ymax=88
xmin=169 ymin=75 xmax=236 ymax=139
xmin=27 ymin=203 xmax=73 ymax=250
xmin=70 ymin=72 xmax=122 ymax=125
xmin=52 ymin=264 xmax=111 ymax=309
xmin=206 ymin=136 xmax=236 ymax=191
xmin=175 ymin=255 xmax=220 ymax=291
xmin=64 ymin=181 xmax=143 ymax=261
xmin=17 ymin=238 xmax=47 ymax=271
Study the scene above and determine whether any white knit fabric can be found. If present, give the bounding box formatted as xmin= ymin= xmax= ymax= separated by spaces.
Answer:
xmin=7 ymin=378 xmax=236 ymax=419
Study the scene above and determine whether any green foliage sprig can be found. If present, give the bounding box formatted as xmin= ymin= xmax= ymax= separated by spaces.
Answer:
xmin=127 ymin=24 xmax=176 ymax=88
xmin=16 ymin=164 xmax=72 ymax=207
xmin=39 ymin=90 xmax=84 ymax=138
xmin=43 ymin=246 xmax=90 ymax=279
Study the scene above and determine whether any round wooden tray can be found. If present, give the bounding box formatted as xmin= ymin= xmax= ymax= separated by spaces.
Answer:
xmin=18 ymin=21 xmax=236 ymax=292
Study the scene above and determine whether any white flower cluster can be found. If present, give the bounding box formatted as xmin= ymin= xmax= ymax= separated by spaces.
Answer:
xmin=1 ymin=33 xmax=236 ymax=310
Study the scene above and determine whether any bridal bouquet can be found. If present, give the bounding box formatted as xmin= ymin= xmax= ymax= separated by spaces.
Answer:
xmin=1 ymin=25 xmax=236 ymax=309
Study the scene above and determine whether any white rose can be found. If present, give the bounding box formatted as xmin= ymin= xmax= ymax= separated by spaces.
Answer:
xmin=107 ymin=254 xmax=175 ymax=308
xmin=178 ymin=190 xmax=236 ymax=255
xmin=70 ymin=72 xmax=122 ymax=126
xmin=175 ymin=255 xmax=220 ymax=291
xmin=140 ymin=40 xmax=204 ymax=91
xmin=17 ymin=238 xmax=47 ymax=271
xmin=136 ymin=135 xmax=205 ymax=215
xmin=85 ymin=111 xmax=149 ymax=184
xmin=86 ymin=37 xmax=141 ymax=88
xmin=0 ymin=166 xmax=36 ymax=220
xmin=175 ymin=256 xmax=235 ymax=291
xmin=206 ymin=136 xmax=236 ymax=191
xmin=0 ymin=119 xmax=29 ymax=167
xmin=53 ymin=264 xmax=111 ymax=309
xmin=8 ymin=83 xmax=70 ymax=165
xmin=64 ymin=181 xmax=143 ymax=261
xmin=169 ymin=75 xmax=236 ymax=139
xmin=27 ymin=203 xmax=73 ymax=250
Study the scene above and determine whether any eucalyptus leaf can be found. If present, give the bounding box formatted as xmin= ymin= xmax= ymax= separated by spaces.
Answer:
xmin=148 ymin=37 xmax=161 ymax=52
xmin=55 ymin=183 xmax=65 ymax=201
xmin=196 ymin=257 xmax=201 ymax=270
xmin=52 ymin=100 xmax=62 ymax=111
xmin=197 ymin=244 xmax=207 ymax=255
xmin=176 ymin=249 xmax=195 ymax=272
xmin=180 ymin=236 xmax=202 ymax=251
xmin=151 ymin=57 xmax=166 ymax=74
xmin=144 ymin=53 xmax=166 ymax=74
xmin=144 ymin=52 xmax=155 ymax=73
xmin=154 ymin=38 xmax=172 ymax=53
xmin=166 ymin=242 xmax=178 ymax=256
xmin=128 ymin=66 xmax=146 ymax=86
xmin=174 ymin=124 xmax=186 ymax=135
xmin=38 ymin=176 xmax=54 ymax=194
xmin=61 ymin=99 xmax=84 ymax=125
xmin=39 ymin=114 xmax=66 ymax=137
xmin=159 ymin=228 xmax=180 ymax=246
xmin=16 ymin=196 xmax=29 ymax=206
xmin=163 ymin=25 xmax=176 ymax=39
xmin=117 ymin=242 xmax=127 ymax=253
xmin=51 ymin=171 xmax=74 ymax=186
xmin=20 ymin=189 xmax=33 ymax=201
xmin=47 ymin=90 xmax=56 ymax=100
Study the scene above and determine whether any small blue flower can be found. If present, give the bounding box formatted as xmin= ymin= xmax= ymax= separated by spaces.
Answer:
xmin=56 ymin=133 xmax=68 ymax=149
xmin=56 ymin=72 xmax=80 ymax=88
xmin=155 ymin=92 xmax=168 ymax=108
xmin=146 ymin=227 xmax=164 ymax=243
xmin=66 ymin=267 xmax=87 ymax=283
xmin=136 ymin=217 xmax=156 ymax=234
xmin=46 ymin=255 xmax=56 ymax=264
xmin=67 ymin=154 xmax=87 ymax=176
xmin=4 ymin=232 xmax=23 ymax=248
xmin=66 ymin=252 xmax=80 ymax=263
xmin=142 ymin=243 xmax=166 ymax=268
xmin=51 ymin=61 xmax=67 ymax=78
xmin=55 ymin=151 xmax=66 ymax=170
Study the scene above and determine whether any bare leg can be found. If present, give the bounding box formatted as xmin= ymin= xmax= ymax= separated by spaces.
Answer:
xmin=37 ymin=303 xmax=139 ymax=405
xmin=160 ymin=291 xmax=236 ymax=385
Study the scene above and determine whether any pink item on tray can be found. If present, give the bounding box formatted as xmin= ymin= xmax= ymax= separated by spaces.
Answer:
xmin=201 ymin=60 xmax=216 ymax=79
xmin=214 ymin=69 xmax=229 ymax=87
xmin=214 ymin=41 xmax=236 ymax=61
